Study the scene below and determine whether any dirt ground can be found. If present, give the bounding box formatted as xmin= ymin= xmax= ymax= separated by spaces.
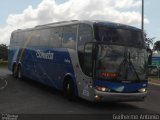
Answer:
xmin=148 ymin=76 xmax=160 ymax=85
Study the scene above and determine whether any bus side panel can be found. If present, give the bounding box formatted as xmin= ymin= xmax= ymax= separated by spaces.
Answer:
xmin=67 ymin=49 xmax=95 ymax=101
xmin=20 ymin=48 xmax=37 ymax=81
xmin=19 ymin=47 xmax=77 ymax=91
xmin=8 ymin=46 xmax=20 ymax=71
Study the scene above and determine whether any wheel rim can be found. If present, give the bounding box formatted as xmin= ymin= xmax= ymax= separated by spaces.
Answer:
xmin=18 ymin=66 xmax=23 ymax=79
xmin=18 ymin=68 xmax=21 ymax=78
xmin=13 ymin=67 xmax=17 ymax=77
xmin=66 ymin=82 xmax=70 ymax=94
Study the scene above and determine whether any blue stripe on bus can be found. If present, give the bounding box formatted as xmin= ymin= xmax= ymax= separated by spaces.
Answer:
xmin=93 ymin=80 xmax=148 ymax=93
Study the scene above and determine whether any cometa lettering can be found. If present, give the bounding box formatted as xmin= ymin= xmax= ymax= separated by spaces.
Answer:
xmin=36 ymin=49 xmax=54 ymax=60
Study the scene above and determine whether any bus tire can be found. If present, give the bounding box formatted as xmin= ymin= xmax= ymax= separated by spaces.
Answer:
xmin=17 ymin=65 xmax=23 ymax=80
xmin=64 ymin=79 xmax=76 ymax=101
xmin=12 ymin=64 xmax=17 ymax=78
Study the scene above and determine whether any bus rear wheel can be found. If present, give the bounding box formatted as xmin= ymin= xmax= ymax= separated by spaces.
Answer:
xmin=64 ymin=79 xmax=76 ymax=101
xmin=12 ymin=65 xmax=17 ymax=78
xmin=17 ymin=66 xmax=23 ymax=79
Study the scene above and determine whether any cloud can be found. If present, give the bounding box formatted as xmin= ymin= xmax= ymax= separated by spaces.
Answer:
xmin=114 ymin=0 xmax=141 ymax=8
xmin=0 ymin=0 xmax=149 ymax=45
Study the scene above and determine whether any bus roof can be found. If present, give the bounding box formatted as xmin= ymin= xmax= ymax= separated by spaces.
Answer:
xmin=93 ymin=20 xmax=141 ymax=31
xmin=12 ymin=20 xmax=141 ymax=33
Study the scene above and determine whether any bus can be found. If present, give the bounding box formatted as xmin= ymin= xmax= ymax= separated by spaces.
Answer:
xmin=8 ymin=20 xmax=148 ymax=102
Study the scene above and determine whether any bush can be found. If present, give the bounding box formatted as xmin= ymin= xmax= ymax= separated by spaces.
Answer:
xmin=0 ymin=44 xmax=8 ymax=61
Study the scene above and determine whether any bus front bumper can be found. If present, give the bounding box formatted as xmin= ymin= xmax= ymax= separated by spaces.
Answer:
xmin=94 ymin=90 xmax=147 ymax=102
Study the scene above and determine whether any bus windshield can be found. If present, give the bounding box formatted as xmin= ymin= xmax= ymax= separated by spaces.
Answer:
xmin=95 ymin=44 xmax=148 ymax=81
xmin=94 ymin=24 xmax=145 ymax=48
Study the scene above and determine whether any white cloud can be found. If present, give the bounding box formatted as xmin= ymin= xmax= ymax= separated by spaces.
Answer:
xmin=0 ymin=0 xmax=149 ymax=45
xmin=114 ymin=0 xmax=141 ymax=8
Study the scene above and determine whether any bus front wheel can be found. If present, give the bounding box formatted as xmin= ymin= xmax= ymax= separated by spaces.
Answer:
xmin=64 ymin=79 xmax=76 ymax=101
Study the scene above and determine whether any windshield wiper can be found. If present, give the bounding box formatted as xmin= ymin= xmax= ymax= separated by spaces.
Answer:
xmin=118 ymin=51 xmax=128 ymax=80
xmin=128 ymin=52 xmax=140 ymax=81
xmin=118 ymin=51 xmax=140 ymax=81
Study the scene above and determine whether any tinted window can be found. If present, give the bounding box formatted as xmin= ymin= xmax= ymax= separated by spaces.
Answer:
xmin=84 ymin=43 xmax=93 ymax=76
xmin=94 ymin=25 xmax=144 ymax=47
xmin=27 ymin=30 xmax=40 ymax=47
xmin=11 ymin=33 xmax=19 ymax=46
xmin=50 ymin=27 xmax=62 ymax=47
xmin=39 ymin=29 xmax=50 ymax=47
xmin=62 ymin=25 xmax=77 ymax=49
xmin=18 ymin=32 xmax=25 ymax=47
xmin=10 ymin=33 xmax=14 ymax=45
xmin=95 ymin=44 xmax=147 ymax=81
xmin=77 ymin=24 xmax=93 ymax=75
xmin=78 ymin=24 xmax=93 ymax=47
xmin=23 ymin=31 xmax=30 ymax=46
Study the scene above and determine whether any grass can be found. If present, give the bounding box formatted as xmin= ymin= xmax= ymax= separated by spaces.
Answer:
xmin=0 ymin=61 xmax=8 ymax=68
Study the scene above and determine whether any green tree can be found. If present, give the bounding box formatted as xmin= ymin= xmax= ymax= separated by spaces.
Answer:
xmin=144 ymin=32 xmax=155 ymax=65
xmin=153 ymin=41 xmax=160 ymax=51
xmin=0 ymin=44 xmax=8 ymax=61
xmin=144 ymin=32 xmax=155 ymax=48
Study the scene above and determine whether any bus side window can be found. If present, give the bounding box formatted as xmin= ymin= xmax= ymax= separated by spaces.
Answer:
xmin=17 ymin=32 xmax=24 ymax=47
xmin=19 ymin=32 xmax=25 ymax=47
xmin=78 ymin=24 xmax=93 ymax=76
xmin=50 ymin=27 xmax=62 ymax=48
xmin=39 ymin=29 xmax=50 ymax=47
xmin=12 ymin=33 xmax=19 ymax=47
xmin=62 ymin=25 xmax=77 ymax=50
xmin=10 ymin=33 xmax=15 ymax=46
xmin=10 ymin=33 xmax=14 ymax=46
xmin=23 ymin=31 xmax=30 ymax=47
xmin=27 ymin=30 xmax=40 ymax=47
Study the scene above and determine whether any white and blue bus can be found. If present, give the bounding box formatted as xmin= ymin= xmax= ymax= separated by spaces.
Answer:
xmin=8 ymin=20 xmax=148 ymax=102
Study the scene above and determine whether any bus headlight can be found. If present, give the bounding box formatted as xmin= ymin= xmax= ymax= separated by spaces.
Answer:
xmin=138 ymin=88 xmax=147 ymax=93
xmin=96 ymin=86 xmax=110 ymax=92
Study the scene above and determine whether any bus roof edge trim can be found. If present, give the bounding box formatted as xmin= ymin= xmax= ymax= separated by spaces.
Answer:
xmin=35 ymin=20 xmax=79 ymax=28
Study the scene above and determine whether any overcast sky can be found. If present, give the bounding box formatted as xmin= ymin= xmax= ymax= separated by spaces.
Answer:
xmin=0 ymin=0 xmax=159 ymax=45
